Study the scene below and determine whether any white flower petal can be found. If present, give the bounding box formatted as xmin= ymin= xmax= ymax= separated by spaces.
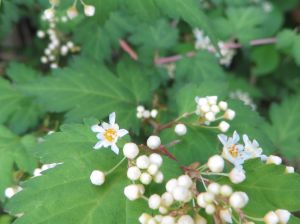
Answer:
xmin=96 ymin=133 xmax=104 ymax=140
xmin=118 ymin=129 xmax=128 ymax=137
xmin=102 ymin=141 xmax=111 ymax=148
xmin=91 ymin=125 xmax=104 ymax=133
xmin=109 ymin=112 xmax=116 ymax=125
xmin=242 ymin=134 xmax=250 ymax=145
xmin=112 ymin=123 xmax=119 ymax=130
xmin=218 ymin=134 xmax=228 ymax=145
xmin=94 ymin=141 xmax=104 ymax=149
xmin=102 ymin=122 xmax=110 ymax=129
xmin=232 ymin=131 xmax=240 ymax=143
xmin=111 ymin=144 xmax=119 ymax=154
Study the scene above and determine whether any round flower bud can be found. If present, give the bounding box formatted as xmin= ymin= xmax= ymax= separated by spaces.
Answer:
xmin=137 ymin=184 xmax=145 ymax=195
xmin=124 ymin=184 xmax=141 ymax=201
xmin=84 ymin=5 xmax=96 ymax=17
xmin=172 ymin=186 xmax=190 ymax=202
xmin=123 ymin=143 xmax=139 ymax=159
xmin=218 ymin=101 xmax=228 ymax=111
xmin=148 ymin=218 xmax=157 ymax=224
xmin=207 ymin=155 xmax=225 ymax=172
xmin=154 ymin=171 xmax=164 ymax=183
xmin=136 ymin=155 xmax=150 ymax=169
xmin=154 ymin=215 xmax=163 ymax=222
xmin=264 ymin=211 xmax=279 ymax=224
xmin=127 ymin=166 xmax=141 ymax=181
xmin=139 ymin=213 xmax=152 ymax=224
xmin=44 ymin=8 xmax=55 ymax=20
xmin=210 ymin=105 xmax=220 ymax=113
xmin=196 ymin=97 xmax=208 ymax=106
xmin=285 ymin=166 xmax=295 ymax=174
xmin=205 ymin=112 xmax=215 ymax=122
xmin=224 ymin=109 xmax=236 ymax=120
xmin=166 ymin=179 xmax=178 ymax=193
xmin=220 ymin=209 xmax=232 ymax=223
xmin=207 ymin=183 xmax=220 ymax=195
xmin=147 ymin=164 xmax=159 ymax=175
xmin=147 ymin=136 xmax=161 ymax=150
xmin=200 ymin=104 xmax=210 ymax=113
xmin=148 ymin=194 xmax=161 ymax=210
xmin=149 ymin=153 xmax=163 ymax=167
xmin=205 ymin=204 xmax=216 ymax=215
xmin=194 ymin=214 xmax=207 ymax=224
xmin=37 ymin=30 xmax=45 ymax=38
xmin=229 ymin=168 xmax=246 ymax=184
xmin=159 ymin=206 xmax=168 ymax=214
xmin=161 ymin=192 xmax=174 ymax=207
xmin=90 ymin=170 xmax=105 ymax=186
xmin=177 ymin=175 xmax=193 ymax=188
xmin=174 ymin=124 xmax=187 ymax=136
xmin=161 ymin=216 xmax=176 ymax=224
xmin=177 ymin=215 xmax=194 ymax=224
xmin=151 ymin=109 xmax=158 ymax=118
xmin=203 ymin=192 xmax=215 ymax=203
xmin=218 ymin=121 xmax=230 ymax=133
xmin=197 ymin=193 xmax=207 ymax=208
xmin=266 ymin=155 xmax=282 ymax=165
xmin=60 ymin=45 xmax=69 ymax=56
xmin=137 ymin=105 xmax=145 ymax=112
xmin=143 ymin=110 xmax=151 ymax=119
xmin=229 ymin=192 xmax=248 ymax=209
xmin=41 ymin=56 xmax=48 ymax=64
xmin=275 ymin=209 xmax=291 ymax=224
xmin=140 ymin=172 xmax=152 ymax=185
xmin=5 ymin=187 xmax=15 ymax=198
xmin=220 ymin=185 xmax=233 ymax=197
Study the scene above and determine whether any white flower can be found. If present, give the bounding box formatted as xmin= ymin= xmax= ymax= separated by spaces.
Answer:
xmin=140 ymin=172 xmax=152 ymax=185
xmin=266 ymin=155 xmax=282 ymax=165
xmin=207 ymin=182 xmax=220 ymax=195
xmin=218 ymin=131 xmax=248 ymax=169
xmin=151 ymin=109 xmax=158 ymax=118
xmin=153 ymin=171 xmax=164 ymax=183
xmin=139 ymin=213 xmax=152 ymax=224
xmin=149 ymin=153 xmax=163 ymax=167
xmin=136 ymin=155 xmax=150 ymax=169
xmin=194 ymin=214 xmax=207 ymax=224
xmin=285 ymin=166 xmax=295 ymax=174
xmin=124 ymin=184 xmax=143 ymax=201
xmin=218 ymin=121 xmax=230 ymax=133
xmin=177 ymin=175 xmax=193 ymax=188
xmin=161 ymin=192 xmax=174 ymax=207
xmin=44 ymin=8 xmax=55 ymax=20
xmin=205 ymin=204 xmax=216 ymax=215
xmin=220 ymin=185 xmax=233 ymax=197
xmin=177 ymin=215 xmax=194 ymax=224
xmin=91 ymin=112 xmax=128 ymax=154
xmin=123 ymin=143 xmax=139 ymax=159
xmin=229 ymin=192 xmax=248 ymax=209
xmin=243 ymin=134 xmax=266 ymax=160
xmin=224 ymin=109 xmax=236 ymax=120
xmin=161 ymin=216 xmax=176 ymax=224
xmin=166 ymin=178 xmax=178 ymax=193
xmin=127 ymin=166 xmax=141 ymax=181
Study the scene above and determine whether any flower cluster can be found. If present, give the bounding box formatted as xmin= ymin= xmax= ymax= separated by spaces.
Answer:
xmin=195 ymin=96 xmax=235 ymax=132
xmin=137 ymin=105 xmax=158 ymax=120
xmin=193 ymin=28 xmax=236 ymax=66
xmin=264 ymin=210 xmax=291 ymax=224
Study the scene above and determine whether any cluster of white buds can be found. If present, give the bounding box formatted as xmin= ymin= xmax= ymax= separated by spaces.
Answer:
xmin=136 ymin=105 xmax=158 ymax=120
xmin=229 ymin=90 xmax=256 ymax=111
xmin=139 ymin=213 xmax=206 ymax=224
xmin=195 ymin=96 xmax=235 ymax=132
xmin=66 ymin=0 xmax=96 ymax=18
xmin=33 ymin=163 xmax=60 ymax=177
xmin=264 ymin=210 xmax=291 ymax=224
xmin=193 ymin=28 xmax=236 ymax=66
xmin=4 ymin=186 xmax=23 ymax=199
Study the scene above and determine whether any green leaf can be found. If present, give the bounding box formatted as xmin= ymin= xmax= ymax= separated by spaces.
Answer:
xmin=264 ymin=94 xmax=300 ymax=159
xmin=0 ymin=215 xmax=12 ymax=224
xmin=276 ymin=29 xmax=297 ymax=51
xmin=236 ymin=159 xmax=300 ymax=215
xmin=125 ymin=0 xmax=160 ymax=22
xmin=19 ymin=57 xmax=151 ymax=130
xmin=0 ymin=126 xmax=37 ymax=201
xmin=6 ymin=63 xmax=38 ymax=84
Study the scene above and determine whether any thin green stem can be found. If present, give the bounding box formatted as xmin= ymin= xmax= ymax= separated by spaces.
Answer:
xmin=201 ymin=172 xmax=229 ymax=177
xmin=105 ymin=157 xmax=127 ymax=175
xmin=199 ymin=175 xmax=208 ymax=191
xmin=244 ymin=214 xmax=264 ymax=222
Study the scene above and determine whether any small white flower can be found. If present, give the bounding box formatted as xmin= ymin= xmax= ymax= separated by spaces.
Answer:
xmin=174 ymin=123 xmax=187 ymax=136
xmin=161 ymin=192 xmax=174 ymax=207
xmin=266 ymin=155 xmax=282 ymax=165
xmin=229 ymin=168 xmax=246 ymax=184
xmin=147 ymin=136 xmax=161 ymax=150
xmin=148 ymin=194 xmax=161 ymax=210
xmin=203 ymin=192 xmax=214 ymax=203
xmin=143 ymin=110 xmax=151 ymax=119
xmin=224 ymin=109 xmax=236 ymax=120
xmin=149 ymin=153 xmax=163 ymax=167
xmin=44 ymin=8 xmax=55 ymax=20
xmin=140 ymin=172 xmax=152 ymax=185
xmin=197 ymin=193 xmax=207 ymax=208
xmin=136 ymin=155 xmax=150 ymax=169
xmin=67 ymin=6 xmax=78 ymax=19
xmin=60 ymin=45 xmax=69 ymax=56
xmin=147 ymin=164 xmax=159 ymax=175
xmin=91 ymin=112 xmax=128 ymax=154
xmin=124 ymin=184 xmax=143 ymax=201
xmin=218 ymin=101 xmax=228 ymax=111
xmin=243 ymin=134 xmax=266 ymax=160
xmin=172 ymin=186 xmax=191 ymax=202
xmin=150 ymin=109 xmax=158 ymax=118
xmin=207 ymin=182 xmax=220 ymax=195
xmin=139 ymin=213 xmax=152 ymax=224
xmin=41 ymin=56 xmax=48 ymax=64
xmin=67 ymin=41 xmax=74 ymax=49
xmin=84 ymin=5 xmax=96 ymax=17
xmin=5 ymin=186 xmax=22 ymax=198
xmin=90 ymin=170 xmax=105 ymax=186
xmin=166 ymin=178 xmax=178 ymax=193
xmin=264 ymin=211 xmax=279 ymax=224
xmin=207 ymin=155 xmax=225 ymax=172
xmin=275 ymin=209 xmax=291 ymax=224
xmin=177 ymin=175 xmax=193 ymax=188
xmin=205 ymin=111 xmax=215 ymax=122
xmin=50 ymin=63 xmax=58 ymax=69
xmin=285 ymin=166 xmax=295 ymax=174
xmin=37 ymin=30 xmax=45 ymax=38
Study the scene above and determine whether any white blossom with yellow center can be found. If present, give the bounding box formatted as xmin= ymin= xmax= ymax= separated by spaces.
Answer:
xmin=91 ymin=112 xmax=128 ymax=154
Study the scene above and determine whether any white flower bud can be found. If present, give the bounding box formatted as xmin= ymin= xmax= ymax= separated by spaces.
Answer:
xmin=207 ymin=182 xmax=220 ymax=195
xmin=147 ymin=136 xmax=161 ymax=150
xmin=264 ymin=211 xmax=279 ymax=224
xmin=137 ymin=112 xmax=143 ymax=119
xmin=207 ymin=96 xmax=218 ymax=105
xmin=205 ymin=204 xmax=216 ymax=215
xmin=148 ymin=194 xmax=161 ymax=209
xmin=161 ymin=192 xmax=174 ymax=207
xmin=136 ymin=155 xmax=150 ymax=169
xmin=5 ymin=187 xmax=15 ymax=198
xmin=151 ymin=109 xmax=158 ymax=118
xmin=203 ymin=192 xmax=214 ymax=203
xmin=37 ymin=30 xmax=45 ymax=38
xmin=224 ymin=109 xmax=236 ymax=120
xmin=229 ymin=168 xmax=246 ymax=184
xmin=229 ymin=192 xmax=248 ymax=209
xmin=220 ymin=209 xmax=232 ymax=223
xmin=84 ymin=5 xmax=96 ymax=17
xmin=60 ymin=45 xmax=69 ymax=56
xmin=177 ymin=175 xmax=193 ymax=188
xmin=90 ymin=170 xmax=105 ymax=186
xmin=194 ymin=214 xmax=207 ymax=224
xmin=218 ymin=121 xmax=230 ymax=133
xmin=44 ymin=8 xmax=55 ymax=20
xmin=127 ymin=166 xmax=141 ymax=181
xmin=166 ymin=179 xmax=178 ymax=193
xmin=147 ymin=164 xmax=159 ymax=175
xmin=154 ymin=171 xmax=164 ymax=183
xmin=172 ymin=186 xmax=190 ymax=202
xmin=137 ymin=105 xmax=145 ymax=112
xmin=33 ymin=168 xmax=42 ymax=177
xmin=154 ymin=215 xmax=163 ymax=222
xmin=218 ymin=101 xmax=228 ymax=111
xmin=159 ymin=206 xmax=168 ymax=214
xmin=148 ymin=218 xmax=158 ymax=224
xmin=143 ymin=110 xmax=151 ymax=118
xmin=220 ymin=185 xmax=233 ymax=197
xmin=140 ymin=172 xmax=152 ymax=185
xmin=200 ymin=104 xmax=210 ymax=113
xmin=205 ymin=112 xmax=215 ymax=122
xmin=139 ymin=213 xmax=152 ymax=224
xmin=285 ymin=166 xmax=295 ymax=174
xmin=266 ymin=155 xmax=282 ymax=165
xmin=123 ymin=143 xmax=139 ymax=159
xmin=210 ymin=105 xmax=220 ymax=113
xmin=61 ymin=16 xmax=68 ymax=22
xmin=124 ymin=184 xmax=142 ymax=201
xmin=67 ymin=41 xmax=74 ymax=49
xmin=149 ymin=153 xmax=163 ymax=167
xmin=177 ymin=215 xmax=194 ymax=224
xmin=174 ymin=123 xmax=187 ymax=136
xmin=196 ymin=97 xmax=208 ymax=106
xmin=50 ymin=63 xmax=58 ymax=69
xmin=41 ymin=56 xmax=48 ymax=64
xmin=161 ymin=216 xmax=176 ymax=224
xmin=207 ymin=155 xmax=224 ymax=172
xmin=275 ymin=209 xmax=291 ymax=224
xmin=197 ymin=193 xmax=207 ymax=208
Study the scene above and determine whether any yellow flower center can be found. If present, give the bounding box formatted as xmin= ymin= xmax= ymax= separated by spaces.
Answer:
xmin=103 ymin=128 xmax=117 ymax=143
xmin=229 ymin=145 xmax=239 ymax=158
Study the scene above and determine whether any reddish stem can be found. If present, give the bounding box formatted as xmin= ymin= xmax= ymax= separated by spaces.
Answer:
xmin=119 ymin=39 xmax=138 ymax=61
